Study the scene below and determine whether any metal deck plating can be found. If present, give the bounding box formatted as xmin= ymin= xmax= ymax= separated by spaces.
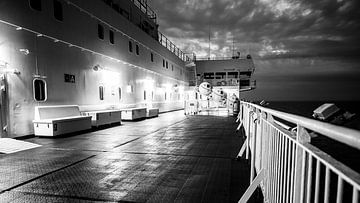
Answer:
xmin=0 ymin=111 xmax=256 ymax=202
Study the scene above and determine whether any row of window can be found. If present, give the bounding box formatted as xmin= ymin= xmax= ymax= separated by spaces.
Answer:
xmin=29 ymin=0 xmax=184 ymax=77
xmin=200 ymin=71 xmax=252 ymax=79
xmin=29 ymin=0 xmax=63 ymax=21
xmin=201 ymin=72 xmax=243 ymax=79
xmin=33 ymin=79 xmax=181 ymax=102
xmin=98 ymin=24 xmax=182 ymax=74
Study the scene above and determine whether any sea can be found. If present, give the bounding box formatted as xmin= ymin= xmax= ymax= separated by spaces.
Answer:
xmin=260 ymin=100 xmax=360 ymax=173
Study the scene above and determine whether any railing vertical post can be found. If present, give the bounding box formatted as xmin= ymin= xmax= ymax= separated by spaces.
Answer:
xmin=246 ymin=110 xmax=252 ymax=159
xmin=250 ymin=111 xmax=257 ymax=183
xmin=293 ymin=125 xmax=311 ymax=203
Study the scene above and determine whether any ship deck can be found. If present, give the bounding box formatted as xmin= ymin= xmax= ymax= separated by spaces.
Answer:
xmin=0 ymin=111 xmax=261 ymax=202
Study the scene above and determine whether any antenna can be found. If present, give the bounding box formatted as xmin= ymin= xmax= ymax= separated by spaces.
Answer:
xmin=232 ymin=37 xmax=235 ymax=57
xmin=208 ymin=24 xmax=211 ymax=59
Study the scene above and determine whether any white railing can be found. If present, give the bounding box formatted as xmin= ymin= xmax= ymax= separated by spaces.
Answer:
xmin=237 ymin=101 xmax=360 ymax=203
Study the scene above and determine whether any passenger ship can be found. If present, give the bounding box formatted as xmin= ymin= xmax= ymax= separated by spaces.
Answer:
xmin=0 ymin=0 xmax=256 ymax=138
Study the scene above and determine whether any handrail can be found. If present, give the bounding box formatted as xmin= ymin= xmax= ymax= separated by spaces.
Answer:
xmin=237 ymin=101 xmax=360 ymax=203
xmin=244 ymin=102 xmax=360 ymax=150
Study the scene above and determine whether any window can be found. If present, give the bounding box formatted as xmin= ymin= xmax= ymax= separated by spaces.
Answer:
xmin=33 ymin=79 xmax=47 ymax=101
xmin=29 ymin=0 xmax=42 ymax=11
xmin=128 ymin=41 xmax=133 ymax=52
xmin=136 ymin=44 xmax=139 ymax=55
xmin=228 ymin=72 xmax=239 ymax=79
xmin=53 ymin=0 xmax=63 ymax=21
xmin=162 ymin=59 xmax=165 ymax=67
xmin=118 ymin=87 xmax=122 ymax=100
xmin=215 ymin=72 xmax=226 ymax=79
xmin=240 ymin=80 xmax=250 ymax=87
xmin=166 ymin=61 xmax=168 ymax=69
xmin=151 ymin=53 xmax=154 ymax=62
xmin=109 ymin=30 xmax=115 ymax=44
xmin=204 ymin=72 xmax=215 ymax=79
xmin=165 ymin=92 xmax=167 ymax=100
xmin=144 ymin=90 xmax=146 ymax=100
xmin=99 ymin=86 xmax=104 ymax=100
xmin=240 ymin=71 xmax=252 ymax=77
xmin=112 ymin=3 xmax=120 ymax=12
xmin=171 ymin=65 xmax=174 ymax=71
xmin=98 ymin=24 xmax=104 ymax=40
xmin=152 ymin=91 xmax=154 ymax=100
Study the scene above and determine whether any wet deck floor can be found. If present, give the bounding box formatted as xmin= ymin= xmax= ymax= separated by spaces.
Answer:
xmin=0 ymin=111 xmax=253 ymax=202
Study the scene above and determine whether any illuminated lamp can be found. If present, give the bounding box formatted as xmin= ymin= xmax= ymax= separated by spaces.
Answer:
xmin=93 ymin=64 xmax=103 ymax=71
xmin=36 ymin=34 xmax=43 ymax=37
xmin=19 ymin=49 xmax=30 ymax=55
xmin=16 ymin=27 xmax=22 ymax=31
xmin=126 ymin=85 xmax=133 ymax=93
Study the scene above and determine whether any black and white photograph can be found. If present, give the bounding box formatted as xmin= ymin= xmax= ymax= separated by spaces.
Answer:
xmin=0 ymin=0 xmax=359 ymax=202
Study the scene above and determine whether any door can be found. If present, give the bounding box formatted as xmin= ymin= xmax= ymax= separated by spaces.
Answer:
xmin=0 ymin=73 xmax=8 ymax=138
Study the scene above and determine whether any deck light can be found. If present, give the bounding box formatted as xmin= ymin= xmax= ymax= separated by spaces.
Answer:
xmin=16 ymin=27 xmax=22 ymax=30
xmin=19 ymin=49 xmax=30 ymax=55
xmin=93 ymin=65 xmax=103 ymax=71
xmin=36 ymin=34 xmax=43 ymax=37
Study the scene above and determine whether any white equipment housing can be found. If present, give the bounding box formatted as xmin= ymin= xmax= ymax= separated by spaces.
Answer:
xmin=82 ymin=110 xmax=122 ymax=127
xmin=121 ymin=108 xmax=147 ymax=120
xmin=33 ymin=105 xmax=91 ymax=136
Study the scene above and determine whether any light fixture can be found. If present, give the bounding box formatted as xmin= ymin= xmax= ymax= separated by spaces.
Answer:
xmin=19 ymin=48 xmax=30 ymax=55
xmin=54 ymin=39 xmax=59 ymax=43
xmin=93 ymin=64 xmax=104 ymax=72
xmin=16 ymin=27 xmax=22 ymax=31
xmin=36 ymin=34 xmax=43 ymax=37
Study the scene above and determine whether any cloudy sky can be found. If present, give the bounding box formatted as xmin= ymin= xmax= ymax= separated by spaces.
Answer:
xmin=149 ymin=0 xmax=360 ymax=101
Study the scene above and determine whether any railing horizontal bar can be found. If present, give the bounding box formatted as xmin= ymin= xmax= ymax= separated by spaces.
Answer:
xmin=242 ymin=102 xmax=360 ymax=150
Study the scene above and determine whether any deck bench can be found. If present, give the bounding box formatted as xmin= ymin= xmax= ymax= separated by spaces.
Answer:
xmin=81 ymin=109 xmax=121 ymax=127
xmin=146 ymin=108 xmax=159 ymax=118
xmin=121 ymin=107 xmax=147 ymax=120
xmin=33 ymin=105 xmax=91 ymax=136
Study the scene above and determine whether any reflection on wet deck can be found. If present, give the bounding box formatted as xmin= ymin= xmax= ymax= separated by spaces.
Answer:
xmin=0 ymin=111 xmax=253 ymax=202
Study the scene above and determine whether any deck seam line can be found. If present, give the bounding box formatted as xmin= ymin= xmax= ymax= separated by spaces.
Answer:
xmin=5 ymin=190 xmax=120 ymax=202
xmin=112 ymin=118 xmax=188 ymax=149
xmin=122 ymin=151 xmax=234 ymax=159
xmin=0 ymin=155 xmax=97 ymax=194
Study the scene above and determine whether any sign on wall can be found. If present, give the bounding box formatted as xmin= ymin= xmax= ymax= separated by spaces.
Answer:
xmin=64 ymin=74 xmax=75 ymax=83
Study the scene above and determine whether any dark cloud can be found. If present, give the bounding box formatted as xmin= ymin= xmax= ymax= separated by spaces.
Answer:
xmin=149 ymin=0 xmax=360 ymax=58
xmin=148 ymin=0 xmax=360 ymax=101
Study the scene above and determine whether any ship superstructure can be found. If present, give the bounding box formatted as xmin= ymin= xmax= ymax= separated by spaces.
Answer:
xmin=0 ymin=0 xmax=192 ymax=138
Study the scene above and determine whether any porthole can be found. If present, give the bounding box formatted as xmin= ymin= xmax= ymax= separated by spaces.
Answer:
xmin=99 ymin=85 xmax=104 ymax=100
xmin=29 ymin=0 xmax=42 ymax=11
xmin=33 ymin=79 xmax=47 ymax=102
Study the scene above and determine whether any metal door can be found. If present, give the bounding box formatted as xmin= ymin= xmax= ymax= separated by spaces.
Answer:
xmin=0 ymin=73 xmax=8 ymax=138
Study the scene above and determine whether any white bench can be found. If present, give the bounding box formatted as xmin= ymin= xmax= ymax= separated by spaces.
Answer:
xmin=146 ymin=108 xmax=159 ymax=118
xmin=33 ymin=105 xmax=91 ymax=136
xmin=121 ymin=107 xmax=147 ymax=120
xmin=81 ymin=110 xmax=121 ymax=127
